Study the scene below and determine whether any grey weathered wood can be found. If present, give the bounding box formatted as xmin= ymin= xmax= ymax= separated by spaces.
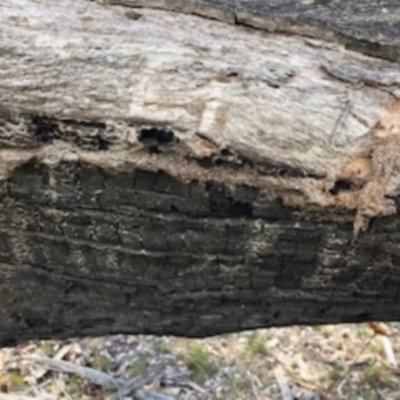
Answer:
xmin=1 ymin=0 xmax=400 ymax=345
xmin=111 ymin=0 xmax=400 ymax=62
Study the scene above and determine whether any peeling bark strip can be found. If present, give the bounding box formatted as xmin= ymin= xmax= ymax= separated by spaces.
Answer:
xmin=1 ymin=0 xmax=400 ymax=343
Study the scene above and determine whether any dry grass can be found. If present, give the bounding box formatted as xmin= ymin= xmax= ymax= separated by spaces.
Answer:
xmin=0 ymin=323 xmax=400 ymax=399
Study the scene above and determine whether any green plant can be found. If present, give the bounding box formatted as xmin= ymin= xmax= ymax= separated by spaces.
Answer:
xmin=66 ymin=374 xmax=82 ymax=393
xmin=92 ymin=355 xmax=113 ymax=372
xmin=5 ymin=369 xmax=26 ymax=391
xmin=184 ymin=345 xmax=214 ymax=383
xmin=356 ymin=326 xmax=372 ymax=340
xmin=349 ymin=389 xmax=375 ymax=400
xmin=311 ymin=325 xmax=323 ymax=333
xmin=154 ymin=341 xmax=170 ymax=355
xmin=369 ymin=339 xmax=384 ymax=355
xmin=320 ymin=363 xmax=345 ymax=384
xmin=247 ymin=333 xmax=268 ymax=357
xmin=361 ymin=363 xmax=385 ymax=385
xmin=130 ymin=358 xmax=149 ymax=377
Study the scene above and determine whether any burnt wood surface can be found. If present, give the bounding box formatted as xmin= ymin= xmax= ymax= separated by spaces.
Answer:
xmin=2 ymin=158 xmax=400 ymax=346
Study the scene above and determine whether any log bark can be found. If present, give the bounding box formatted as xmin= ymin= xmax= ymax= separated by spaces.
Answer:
xmin=2 ymin=0 xmax=400 ymax=345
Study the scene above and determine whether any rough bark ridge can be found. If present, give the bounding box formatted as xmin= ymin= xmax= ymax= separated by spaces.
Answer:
xmin=1 ymin=0 xmax=400 ymax=345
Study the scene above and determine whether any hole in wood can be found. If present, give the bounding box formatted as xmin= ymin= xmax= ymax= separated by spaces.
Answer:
xmin=138 ymin=127 xmax=175 ymax=153
xmin=329 ymin=179 xmax=356 ymax=195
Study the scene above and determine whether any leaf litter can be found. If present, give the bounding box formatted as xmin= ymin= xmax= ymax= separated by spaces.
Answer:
xmin=0 ymin=323 xmax=400 ymax=399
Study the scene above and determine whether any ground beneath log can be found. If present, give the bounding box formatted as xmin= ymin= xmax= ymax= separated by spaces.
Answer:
xmin=1 ymin=324 xmax=400 ymax=400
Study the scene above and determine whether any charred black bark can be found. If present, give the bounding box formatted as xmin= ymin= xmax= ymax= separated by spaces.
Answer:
xmin=1 ymin=156 xmax=400 ymax=346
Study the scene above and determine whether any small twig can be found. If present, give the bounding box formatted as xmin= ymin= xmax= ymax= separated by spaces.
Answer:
xmin=53 ymin=344 xmax=75 ymax=361
xmin=246 ymin=371 xmax=261 ymax=400
xmin=107 ymin=370 xmax=163 ymax=399
xmin=24 ymin=356 xmax=172 ymax=400
xmin=133 ymin=390 xmax=174 ymax=400
xmin=23 ymin=356 xmax=123 ymax=389
xmin=273 ymin=365 xmax=294 ymax=400
xmin=161 ymin=379 xmax=206 ymax=395
xmin=0 ymin=395 xmax=55 ymax=400
xmin=371 ymin=384 xmax=387 ymax=400
xmin=332 ymin=333 xmax=377 ymax=394
xmin=381 ymin=335 xmax=397 ymax=369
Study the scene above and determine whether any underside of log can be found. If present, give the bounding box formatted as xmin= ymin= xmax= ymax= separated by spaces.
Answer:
xmin=1 ymin=0 xmax=400 ymax=345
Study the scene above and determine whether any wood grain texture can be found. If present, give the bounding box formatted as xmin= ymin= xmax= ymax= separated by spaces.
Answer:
xmin=110 ymin=0 xmax=400 ymax=62
xmin=2 ymin=0 xmax=400 ymax=208
xmin=1 ymin=0 xmax=400 ymax=343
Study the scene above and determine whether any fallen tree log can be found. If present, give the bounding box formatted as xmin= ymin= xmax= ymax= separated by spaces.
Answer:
xmin=1 ymin=0 xmax=400 ymax=345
